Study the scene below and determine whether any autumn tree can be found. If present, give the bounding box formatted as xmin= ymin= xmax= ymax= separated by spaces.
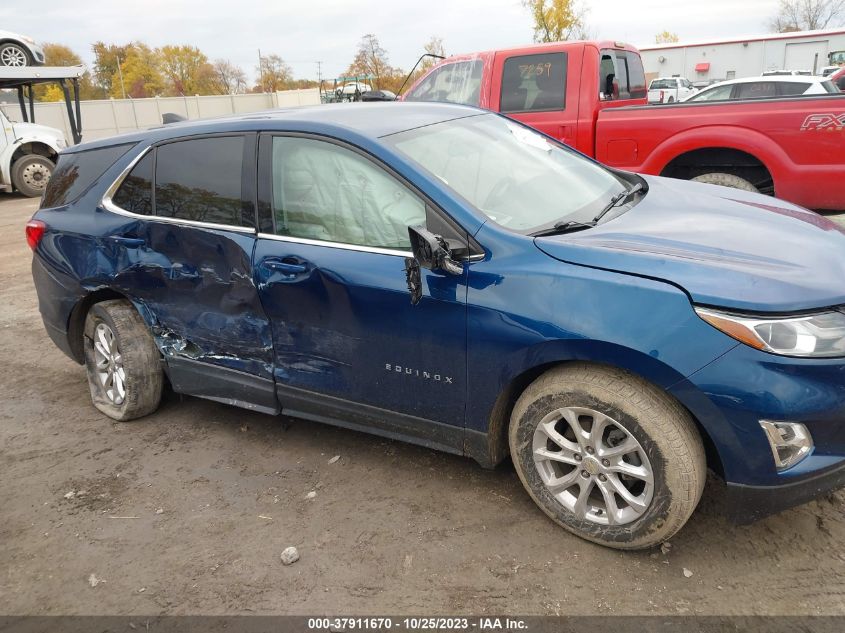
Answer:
xmin=212 ymin=59 xmax=247 ymax=94
xmin=254 ymin=54 xmax=293 ymax=92
xmin=655 ymin=31 xmax=680 ymax=44
xmin=113 ymin=44 xmax=164 ymax=99
xmin=92 ymin=42 xmax=133 ymax=96
xmin=769 ymin=0 xmax=844 ymax=31
xmin=347 ymin=34 xmax=393 ymax=88
xmin=159 ymin=45 xmax=218 ymax=95
xmin=523 ymin=0 xmax=589 ymax=43
xmin=34 ymin=43 xmax=98 ymax=101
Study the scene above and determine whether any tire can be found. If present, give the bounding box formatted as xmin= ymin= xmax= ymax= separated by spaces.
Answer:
xmin=0 ymin=42 xmax=32 ymax=67
xmin=83 ymin=300 xmax=163 ymax=421
xmin=690 ymin=172 xmax=759 ymax=193
xmin=667 ymin=96 xmax=675 ymax=103
xmin=12 ymin=155 xmax=55 ymax=198
xmin=509 ymin=363 xmax=706 ymax=550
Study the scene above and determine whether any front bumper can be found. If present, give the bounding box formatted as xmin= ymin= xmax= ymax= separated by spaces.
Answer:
xmin=724 ymin=460 xmax=845 ymax=523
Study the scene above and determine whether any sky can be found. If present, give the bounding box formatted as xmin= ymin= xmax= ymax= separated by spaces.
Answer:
xmin=4 ymin=0 xmax=782 ymax=82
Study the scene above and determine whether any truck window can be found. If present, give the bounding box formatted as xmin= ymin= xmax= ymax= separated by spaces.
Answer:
xmin=599 ymin=50 xmax=646 ymax=100
xmin=687 ymin=83 xmax=734 ymax=102
xmin=778 ymin=82 xmax=811 ymax=96
xmin=649 ymin=79 xmax=676 ymax=90
xmin=500 ymin=52 xmax=567 ymax=113
xmin=404 ymin=59 xmax=483 ymax=106
xmin=41 ymin=143 xmax=134 ymax=209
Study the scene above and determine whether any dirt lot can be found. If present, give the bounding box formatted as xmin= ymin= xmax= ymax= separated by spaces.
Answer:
xmin=3 ymin=194 xmax=845 ymax=616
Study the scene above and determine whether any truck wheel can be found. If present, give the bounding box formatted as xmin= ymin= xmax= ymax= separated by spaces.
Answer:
xmin=691 ymin=172 xmax=758 ymax=193
xmin=83 ymin=300 xmax=163 ymax=422
xmin=12 ymin=155 xmax=55 ymax=198
xmin=509 ymin=363 xmax=706 ymax=550
xmin=0 ymin=42 xmax=32 ymax=67
xmin=667 ymin=96 xmax=675 ymax=103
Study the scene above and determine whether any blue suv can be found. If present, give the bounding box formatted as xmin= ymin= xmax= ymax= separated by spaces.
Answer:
xmin=28 ymin=103 xmax=845 ymax=549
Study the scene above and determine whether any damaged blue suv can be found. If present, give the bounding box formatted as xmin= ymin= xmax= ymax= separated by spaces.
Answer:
xmin=28 ymin=103 xmax=845 ymax=549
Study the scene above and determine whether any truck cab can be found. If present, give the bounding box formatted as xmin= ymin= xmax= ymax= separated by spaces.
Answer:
xmin=0 ymin=107 xmax=66 ymax=197
xmin=402 ymin=41 xmax=647 ymax=156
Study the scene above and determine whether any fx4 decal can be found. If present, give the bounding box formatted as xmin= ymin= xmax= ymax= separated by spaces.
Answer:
xmin=800 ymin=113 xmax=845 ymax=131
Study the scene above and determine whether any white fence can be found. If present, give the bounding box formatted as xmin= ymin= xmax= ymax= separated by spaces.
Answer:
xmin=0 ymin=88 xmax=321 ymax=143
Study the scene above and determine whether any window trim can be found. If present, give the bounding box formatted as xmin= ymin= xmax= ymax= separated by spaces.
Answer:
xmin=101 ymin=133 xmax=258 ymax=235
xmin=256 ymin=131 xmax=484 ymax=260
xmin=499 ymin=51 xmax=568 ymax=114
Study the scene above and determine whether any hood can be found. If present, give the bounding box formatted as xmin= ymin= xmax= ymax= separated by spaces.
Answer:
xmin=10 ymin=121 xmax=66 ymax=149
xmin=535 ymin=175 xmax=845 ymax=313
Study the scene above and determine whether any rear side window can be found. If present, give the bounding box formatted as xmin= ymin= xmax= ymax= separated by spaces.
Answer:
xmin=500 ymin=52 xmax=567 ymax=113
xmin=404 ymin=60 xmax=483 ymax=106
xmin=41 ymin=143 xmax=134 ymax=208
xmin=111 ymin=152 xmax=153 ymax=215
xmin=778 ymin=82 xmax=811 ymax=96
xmin=599 ymin=50 xmax=647 ymax=100
xmin=735 ymin=82 xmax=778 ymax=99
xmin=154 ymin=136 xmax=245 ymax=226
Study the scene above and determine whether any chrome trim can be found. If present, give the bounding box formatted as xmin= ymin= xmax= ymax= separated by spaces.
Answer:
xmin=100 ymin=147 xmax=257 ymax=235
xmin=257 ymin=232 xmax=412 ymax=258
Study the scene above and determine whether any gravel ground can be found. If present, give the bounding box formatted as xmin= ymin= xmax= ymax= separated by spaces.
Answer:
xmin=2 ymin=194 xmax=845 ymax=616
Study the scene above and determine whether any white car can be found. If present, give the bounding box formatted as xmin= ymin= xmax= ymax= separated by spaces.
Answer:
xmin=682 ymin=75 xmax=839 ymax=102
xmin=0 ymin=30 xmax=45 ymax=66
xmin=647 ymin=77 xmax=695 ymax=104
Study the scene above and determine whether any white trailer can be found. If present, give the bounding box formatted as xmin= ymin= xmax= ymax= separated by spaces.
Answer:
xmin=639 ymin=28 xmax=845 ymax=85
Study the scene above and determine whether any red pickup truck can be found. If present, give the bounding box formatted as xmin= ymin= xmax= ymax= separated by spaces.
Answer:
xmin=403 ymin=41 xmax=845 ymax=210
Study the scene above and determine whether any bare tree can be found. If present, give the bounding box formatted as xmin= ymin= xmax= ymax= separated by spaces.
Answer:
xmin=213 ymin=59 xmax=247 ymax=94
xmin=769 ymin=0 xmax=845 ymax=32
xmin=348 ymin=34 xmax=392 ymax=88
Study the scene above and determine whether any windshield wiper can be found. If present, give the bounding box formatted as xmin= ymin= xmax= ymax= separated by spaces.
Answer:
xmin=531 ymin=220 xmax=596 ymax=237
xmin=592 ymin=182 xmax=646 ymax=224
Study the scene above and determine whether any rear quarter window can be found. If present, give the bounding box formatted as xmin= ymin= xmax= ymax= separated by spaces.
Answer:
xmin=41 ymin=143 xmax=134 ymax=209
xmin=778 ymin=82 xmax=811 ymax=96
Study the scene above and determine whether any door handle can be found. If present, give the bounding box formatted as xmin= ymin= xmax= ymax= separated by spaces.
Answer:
xmin=109 ymin=236 xmax=145 ymax=248
xmin=263 ymin=258 xmax=307 ymax=275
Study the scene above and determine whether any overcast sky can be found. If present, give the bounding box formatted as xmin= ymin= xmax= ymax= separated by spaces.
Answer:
xmin=5 ymin=0 xmax=781 ymax=81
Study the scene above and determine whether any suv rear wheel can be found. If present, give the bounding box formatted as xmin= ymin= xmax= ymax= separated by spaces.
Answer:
xmin=83 ymin=300 xmax=163 ymax=421
xmin=509 ymin=363 xmax=706 ymax=549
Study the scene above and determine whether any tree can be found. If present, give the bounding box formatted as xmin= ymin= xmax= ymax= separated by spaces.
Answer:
xmin=34 ymin=43 xmax=98 ymax=101
xmin=655 ymin=31 xmax=680 ymax=44
xmin=212 ymin=59 xmax=247 ymax=94
xmin=769 ymin=0 xmax=845 ymax=32
xmin=347 ymin=34 xmax=392 ymax=88
xmin=254 ymin=54 xmax=293 ymax=92
xmin=158 ymin=45 xmax=217 ymax=95
xmin=113 ymin=44 xmax=164 ymax=99
xmin=92 ymin=42 xmax=133 ymax=96
xmin=523 ymin=0 xmax=589 ymax=43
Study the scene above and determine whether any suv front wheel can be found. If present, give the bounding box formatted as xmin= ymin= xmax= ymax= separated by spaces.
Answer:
xmin=509 ymin=363 xmax=706 ymax=549
xmin=84 ymin=300 xmax=163 ymax=421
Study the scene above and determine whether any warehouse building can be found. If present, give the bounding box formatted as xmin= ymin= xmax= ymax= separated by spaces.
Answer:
xmin=638 ymin=28 xmax=845 ymax=84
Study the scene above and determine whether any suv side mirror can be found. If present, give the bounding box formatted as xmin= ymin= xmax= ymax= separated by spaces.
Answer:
xmin=408 ymin=225 xmax=463 ymax=276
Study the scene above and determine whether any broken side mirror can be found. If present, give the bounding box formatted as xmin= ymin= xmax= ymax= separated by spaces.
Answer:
xmin=408 ymin=225 xmax=463 ymax=276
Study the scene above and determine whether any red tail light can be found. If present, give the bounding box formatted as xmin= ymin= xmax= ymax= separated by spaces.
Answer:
xmin=659 ymin=90 xmax=665 ymax=102
xmin=26 ymin=219 xmax=46 ymax=251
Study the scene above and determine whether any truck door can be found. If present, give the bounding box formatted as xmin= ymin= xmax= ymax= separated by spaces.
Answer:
xmin=491 ymin=47 xmax=581 ymax=148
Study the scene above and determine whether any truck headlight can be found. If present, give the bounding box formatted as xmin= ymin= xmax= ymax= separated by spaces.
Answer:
xmin=759 ymin=421 xmax=813 ymax=470
xmin=695 ymin=307 xmax=845 ymax=358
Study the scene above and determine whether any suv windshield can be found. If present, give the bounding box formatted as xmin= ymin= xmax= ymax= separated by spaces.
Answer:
xmin=386 ymin=114 xmax=627 ymax=232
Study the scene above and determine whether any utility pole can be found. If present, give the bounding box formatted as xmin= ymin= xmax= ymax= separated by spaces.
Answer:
xmin=316 ymin=61 xmax=322 ymax=84
xmin=258 ymin=48 xmax=264 ymax=93
xmin=116 ymin=54 xmax=127 ymax=100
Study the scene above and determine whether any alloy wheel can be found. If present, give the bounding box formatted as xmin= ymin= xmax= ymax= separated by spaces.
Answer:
xmin=93 ymin=323 xmax=126 ymax=405
xmin=0 ymin=45 xmax=27 ymax=67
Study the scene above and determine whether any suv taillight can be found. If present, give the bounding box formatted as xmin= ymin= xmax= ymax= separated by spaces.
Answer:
xmin=26 ymin=220 xmax=46 ymax=251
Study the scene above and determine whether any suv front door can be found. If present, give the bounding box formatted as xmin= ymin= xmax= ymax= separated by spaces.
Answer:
xmin=253 ymin=134 xmax=469 ymax=450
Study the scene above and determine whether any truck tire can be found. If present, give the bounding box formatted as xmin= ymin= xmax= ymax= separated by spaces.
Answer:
xmin=691 ymin=172 xmax=758 ymax=193
xmin=83 ymin=300 xmax=163 ymax=422
xmin=12 ymin=155 xmax=55 ymax=198
xmin=509 ymin=363 xmax=706 ymax=550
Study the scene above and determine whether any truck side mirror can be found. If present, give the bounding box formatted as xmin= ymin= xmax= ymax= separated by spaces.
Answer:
xmin=408 ymin=226 xmax=463 ymax=276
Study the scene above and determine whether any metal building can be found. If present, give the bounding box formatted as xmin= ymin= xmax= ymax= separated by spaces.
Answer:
xmin=638 ymin=28 xmax=845 ymax=84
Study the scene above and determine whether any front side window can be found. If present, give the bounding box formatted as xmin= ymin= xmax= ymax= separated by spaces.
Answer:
xmin=387 ymin=113 xmax=626 ymax=233
xmin=270 ymin=137 xmax=425 ymax=250
xmin=155 ymin=136 xmax=245 ymax=226
xmin=687 ymin=84 xmax=734 ymax=101
xmin=404 ymin=59 xmax=483 ymax=106
xmin=500 ymin=52 xmax=567 ymax=113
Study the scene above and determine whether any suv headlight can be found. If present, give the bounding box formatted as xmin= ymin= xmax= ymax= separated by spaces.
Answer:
xmin=695 ymin=307 xmax=845 ymax=358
